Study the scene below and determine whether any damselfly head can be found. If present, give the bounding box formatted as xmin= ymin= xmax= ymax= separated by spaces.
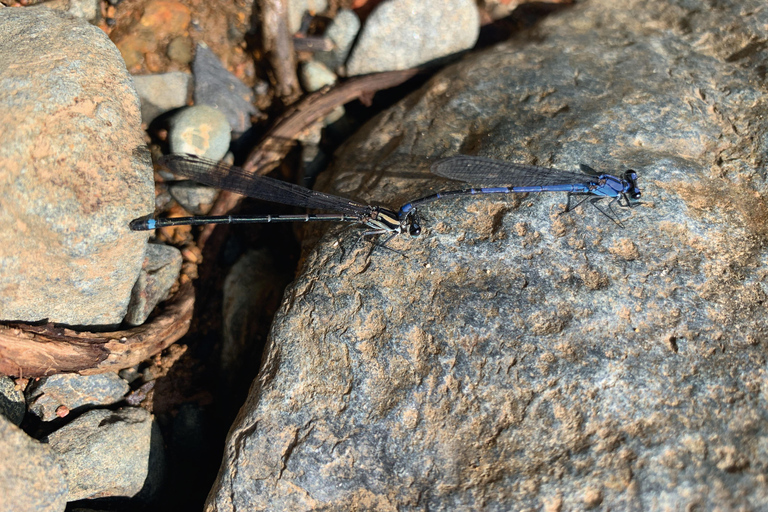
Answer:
xmin=623 ymin=170 xmax=642 ymax=200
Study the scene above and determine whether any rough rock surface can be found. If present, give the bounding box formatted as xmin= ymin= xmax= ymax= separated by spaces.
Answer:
xmin=26 ymin=372 xmax=130 ymax=422
xmin=346 ymin=0 xmax=479 ymax=76
xmin=207 ymin=0 xmax=768 ymax=510
xmin=0 ymin=415 xmax=68 ymax=512
xmin=124 ymin=243 xmax=183 ymax=326
xmin=45 ymin=407 xmax=160 ymax=502
xmin=0 ymin=6 xmax=153 ymax=326
xmin=0 ymin=376 xmax=25 ymax=425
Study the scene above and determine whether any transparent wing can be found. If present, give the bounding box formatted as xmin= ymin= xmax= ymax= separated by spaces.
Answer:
xmin=431 ymin=155 xmax=594 ymax=187
xmin=159 ymin=154 xmax=369 ymax=215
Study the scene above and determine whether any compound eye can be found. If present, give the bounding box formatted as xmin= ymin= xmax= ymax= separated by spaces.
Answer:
xmin=409 ymin=225 xmax=422 ymax=236
xmin=633 ymin=191 xmax=642 ymax=199
xmin=624 ymin=170 xmax=638 ymax=182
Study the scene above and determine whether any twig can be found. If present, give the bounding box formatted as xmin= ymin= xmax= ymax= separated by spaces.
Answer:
xmin=259 ymin=0 xmax=302 ymax=103
xmin=0 ymin=281 xmax=194 ymax=377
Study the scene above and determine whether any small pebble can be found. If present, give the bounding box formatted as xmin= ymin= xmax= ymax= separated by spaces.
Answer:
xmin=139 ymin=0 xmax=191 ymax=38
xmin=315 ymin=8 xmax=360 ymax=73
xmin=168 ymin=180 xmax=219 ymax=215
xmin=168 ymin=105 xmax=231 ymax=161
xmin=253 ymin=80 xmax=270 ymax=97
xmin=133 ymin=71 xmax=192 ymax=125
xmin=167 ymin=35 xmax=193 ymax=64
xmin=118 ymin=366 xmax=143 ymax=384
xmin=299 ymin=60 xmax=337 ymax=92
xmin=181 ymin=245 xmax=202 ymax=264
xmin=65 ymin=0 xmax=100 ymax=22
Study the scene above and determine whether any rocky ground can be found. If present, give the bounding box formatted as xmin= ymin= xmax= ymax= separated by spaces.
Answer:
xmin=1 ymin=0 xmax=767 ymax=510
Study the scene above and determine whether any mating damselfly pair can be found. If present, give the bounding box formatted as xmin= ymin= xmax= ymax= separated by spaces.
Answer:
xmin=129 ymin=154 xmax=642 ymax=235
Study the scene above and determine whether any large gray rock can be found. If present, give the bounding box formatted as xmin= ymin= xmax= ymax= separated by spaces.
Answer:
xmin=206 ymin=0 xmax=768 ymax=510
xmin=0 ymin=6 xmax=153 ymax=326
xmin=45 ymin=407 xmax=161 ymax=501
xmin=0 ymin=415 xmax=68 ymax=512
xmin=346 ymin=0 xmax=479 ymax=76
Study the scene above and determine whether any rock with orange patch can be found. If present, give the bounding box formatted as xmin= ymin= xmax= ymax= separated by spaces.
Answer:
xmin=0 ymin=7 xmax=153 ymax=326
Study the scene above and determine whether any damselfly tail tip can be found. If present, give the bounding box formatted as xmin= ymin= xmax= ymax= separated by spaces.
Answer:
xmin=129 ymin=215 xmax=156 ymax=231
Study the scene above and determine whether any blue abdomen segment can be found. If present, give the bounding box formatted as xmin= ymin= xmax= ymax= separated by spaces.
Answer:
xmin=506 ymin=184 xmax=592 ymax=194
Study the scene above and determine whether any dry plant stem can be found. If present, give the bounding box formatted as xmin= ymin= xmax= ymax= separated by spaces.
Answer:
xmin=197 ymin=67 xmax=424 ymax=248
xmin=260 ymin=0 xmax=302 ymax=103
xmin=0 ymin=280 xmax=194 ymax=378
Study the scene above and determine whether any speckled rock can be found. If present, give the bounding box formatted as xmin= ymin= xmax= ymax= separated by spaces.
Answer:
xmin=206 ymin=0 xmax=768 ymax=510
xmin=26 ymin=372 xmax=130 ymax=421
xmin=0 ymin=415 xmax=68 ymax=512
xmin=0 ymin=376 xmax=25 ymax=425
xmin=0 ymin=6 xmax=153 ymax=327
xmin=346 ymin=0 xmax=479 ymax=76
xmin=41 ymin=0 xmax=100 ymax=23
xmin=45 ymin=407 xmax=161 ymax=501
